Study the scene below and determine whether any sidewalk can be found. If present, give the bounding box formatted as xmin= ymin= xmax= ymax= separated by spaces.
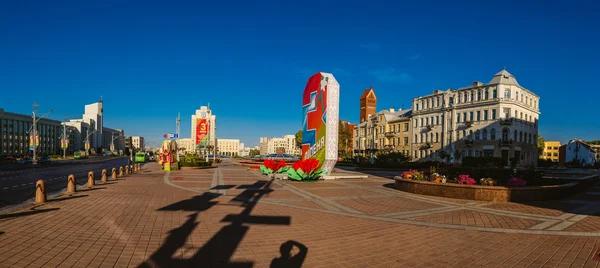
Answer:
xmin=0 ymin=163 xmax=599 ymax=267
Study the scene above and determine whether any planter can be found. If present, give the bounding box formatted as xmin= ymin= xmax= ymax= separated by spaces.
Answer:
xmin=432 ymin=178 xmax=441 ymax=183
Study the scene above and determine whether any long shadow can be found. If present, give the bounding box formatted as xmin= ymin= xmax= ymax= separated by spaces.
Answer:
xmin=270 ymin=240 xmax=308 ymax=268
xmin=0 ymin=207 xmax=59 ymax=220
xmin=77 ymin=187 xmax=106 ymax=192
xmin=140 ymin=178 xmax=300 ymax=267
xmin=47 ymin=195 xmax=88 ymax=203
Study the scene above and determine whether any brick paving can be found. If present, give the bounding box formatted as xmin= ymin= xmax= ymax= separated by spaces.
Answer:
xmin=0 ymin=161 xmax=599 ymax=267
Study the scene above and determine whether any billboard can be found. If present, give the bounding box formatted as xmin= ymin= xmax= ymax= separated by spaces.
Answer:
xmin=195 ymin=118 xmax=209 ymax=147
xmin=301 ymin=72 xmax=339 ymax=174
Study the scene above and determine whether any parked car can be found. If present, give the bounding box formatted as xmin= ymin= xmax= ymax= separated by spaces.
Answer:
xmin=17 ymin=158 xmax=33 ymax=164
xmin=37 ymin=156 xmax=51 ymax=164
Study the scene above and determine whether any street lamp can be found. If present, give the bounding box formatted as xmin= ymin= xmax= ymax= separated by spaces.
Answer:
xmin=29 ymin=103 xmax=55 ymax=165
xmin=85 ymin=128 xmax=97 ymax=155
xmin=369 ymin=116 xmax=378 ymax=164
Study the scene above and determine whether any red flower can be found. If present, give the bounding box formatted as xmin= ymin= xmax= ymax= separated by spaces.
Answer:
xmin=292 ymin=158 xmax=320 ymax=173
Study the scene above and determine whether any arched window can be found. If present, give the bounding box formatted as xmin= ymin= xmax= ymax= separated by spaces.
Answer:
xmin=430 ymin=133 xmax=433 ymax=142
xmin=490 ymin=129 xmax=496 ymax=140
xmin=482 ymin=129 xmax=488 ymax=140
xmin=469 ymin=130 xmax=473 ymax=139
xmin=464 ymin=92 xmax=467 ymax=102
xmin=470 ymin=91 xmax=474 ymax=102
xmin=513 ymin=130 xmax=517 ymax=141
xmin=502 ymin=128 xmax=509 ymax=141
xmin=435 ymin=132 xmax=439 ymax=143
xmin=475 ymin=130 xmax=480 ymax=140
xmin=484 ymin=89 xmax=489 ymax=100
xmin=519 ymin=131 xmax=523 ymax=142
xmin=477 ymin=90 xmax=481 ymax=101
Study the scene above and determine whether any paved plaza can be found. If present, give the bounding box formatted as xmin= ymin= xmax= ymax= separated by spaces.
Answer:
xmin=1 ymin=160 xmax=600 ymax=267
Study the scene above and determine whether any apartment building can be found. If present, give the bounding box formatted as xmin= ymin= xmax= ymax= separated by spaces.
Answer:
xmin=354 ymin=108 xmax=412 ymax=156
xmin=411 ymin=70 xmax=540 ymax=166
xmin=217 ymin=139 xmax=240 ymax=156
xmin=0 ymin=108 xmax=62 ymax=156
xmin=541 ymin=141 xmax=560 ymax=162
xmin=258 ymin=135 xmax=300 ymax=155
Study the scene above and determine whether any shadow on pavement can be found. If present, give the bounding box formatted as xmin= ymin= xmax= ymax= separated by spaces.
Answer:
xmin=140 ymin=179 xmax=301 ymax=267
xmin=77 ymin=187 xmax=106 ymax=192
xmin=270 ymin=240 xmax=308 ymax=268
xmin=47 ymin=195 xmax=88 ymax=203
xmin=0 ymin=207 xmax=59 ymax=220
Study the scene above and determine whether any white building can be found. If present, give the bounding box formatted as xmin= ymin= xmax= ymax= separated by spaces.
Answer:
xmin=191 ymin=106 xmax=216 ymax=153
xmin=563 ymin=139 xmax=597 ymax=166
xmin=258 ymin=135 xmax=301 ymax=155
xmin=130 ymin=136 xmax=144 ymax=151
xmin=176 ymin=138 xmax=195 ymax=154
xmin=411 ymin=70 xmax=540 ymax=166
xmin=217 ymin=139 xmax=240 ymax=156
xmin=63 ymin=100 xmax=125 ymax=153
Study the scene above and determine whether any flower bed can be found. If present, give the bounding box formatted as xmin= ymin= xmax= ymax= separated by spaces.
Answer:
xmin=393 ymin=175 xmax=599 ymax=202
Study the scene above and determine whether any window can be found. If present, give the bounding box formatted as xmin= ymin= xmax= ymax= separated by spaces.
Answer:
xmin=457 ymin=113 xmax=461 ymax=123
xmin=470 ymin=91 xmax=474 ymax=102
xmin=426 ymin=118 xmax=429 ymax=125
xmin=435 ymin=132 xmax=439 ymax=143
xmin=420 ymin=118 xmax=423 ymax=126
xmin=482 ymin=129 xmax=488 ymax=140
xmin=490 ymin=129 xmax=496 ymax=140
xmin=430 ymin=133 xmax=433 ymax=142
xmin=553 ymin=146 xmax=558 ymax=150
xmin=404 ymin=137 xmax=408 ymax=145
xmin=515 ymin=110 xmax=518 ymax=118
xmin=469 ymin=112 xmax=474 ymax=121
xmin=436 ymin=116 xmax=439 ymax=125
xmin=513 ymin=130 xmax=517 ymax=141
xmin=463 ymin=130 xmax=466 ymax=139
xmin=516 ymin=91 xmax=519 ymax=100
xmin=469 ymin=130 xmax=473 ymax=139
xmin=416 ymin=104 xmax=419 ymax=110
xmin=463 ymin=112 xmax=467 ymax=122
xmin=519 ymin=131 xmax=523 ymax=142
xmin=404 ymin=123 xmax=409 ymax=132
xmin=415 ymin=134 xmax=418 ymax=143
xmin=484 ymin=89 xmax=489 ymax=100
xmin=476 ymin=111 xmax=481 ymax=121
xmin=505 ymin=89 xmax=511 ymax=98
xmin=475 ymin=130 xmax=480 ymax=140
xmin=520 ymin=112 xmax=523 ymax=119
xmin=492 ymin=109 xmax=496 ymax=120
xmin=463 ymin=92 xmax=467 ymax=102
xmin=493 ymin=88 xmax=497 ymax=98
xmin=484 ymin=110 xmax=488 ymax=120
xmin=477 ymin=90 xmax=481 ymax=101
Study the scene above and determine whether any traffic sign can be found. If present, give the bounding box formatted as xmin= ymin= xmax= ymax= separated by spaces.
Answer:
xmin=163 ymin=134 xmax=168 ymax=138
xmin=167 ymin=133 xmax=178 ymax=139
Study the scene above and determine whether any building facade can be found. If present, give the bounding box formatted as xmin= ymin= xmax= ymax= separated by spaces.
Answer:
xmin=176 ymin=138 xmax=195 ymax=154
xmin=0 ymin=108 xmax=62 ymax=156
xmin=559 ymin=139 xmax=597 ymax=166
xmin=258 ymin=135 xmax=300 ymax=155
xmin=354 ymin=108 xmax=412 ymax=156
xmin=410 ymin=70 xmax=540 ymax=166
xmin=130 ymin=136 xmax=145 ymax=151
xmin=541 ymin=141 xmax=561 ymax=162
xmin=359 ymin=87 xmax=377 ymax=123
xmin=217 ymin=139 xmax=240 ymax=156
xmin=191 ymin=106 xmax=217 ymax=153
xmin=63 ymin=100 xmax=124 ymax=153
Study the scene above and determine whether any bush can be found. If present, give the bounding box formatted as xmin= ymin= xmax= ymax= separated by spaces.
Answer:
xmin=180 ymin=161 xmax=211 ymax=167
xmin=537 ymin=158 xmax=555 ymax=167
xmin=48 ymin=155 xmax=62 ymax=159
xmin=461 ymin=157 xmax=503 ymax=168
xmin=438 ymin=166 xmax=541 ymax=186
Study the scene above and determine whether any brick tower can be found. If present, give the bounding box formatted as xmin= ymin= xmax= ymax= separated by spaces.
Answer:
xmin=359 ymin=86 xmax=377 ymax=123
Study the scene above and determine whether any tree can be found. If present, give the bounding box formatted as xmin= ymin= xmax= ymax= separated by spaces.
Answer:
xmin=294 ymin=130 xmax=302 ymax=148
xmin=537 ymin=134 xmax=545 ymax=155
xmin=249 ymin=149 xmax=260 ymax=156
xmin=586 ymin=140 xmax=600 ymax=145
xmin=338 ymin=120 xmax=353 ymax=155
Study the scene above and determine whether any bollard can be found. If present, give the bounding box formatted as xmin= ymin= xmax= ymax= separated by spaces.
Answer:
xmin=35 ymin=180 xmax=47 ymax=203
xmin=67 ymin=174 xmax=76 ymax=193
xmin=136 ymin=164 xmax=140 ymax=171
xmin=88 ymin=171 xmax=95 ymax=187
xmin=119 ymin=166 xmax=124 ymax=177
xmin=101 ymin=169 xmax=107 ymax=183
xmin=126 ymin=165 xmax=130 ymax=175
xmin=112 ymin=168 xmax=117 ymax=179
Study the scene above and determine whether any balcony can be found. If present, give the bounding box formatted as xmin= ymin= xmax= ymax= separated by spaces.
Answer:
xmin=384 ymin=131 xmax=395 ymax=137
xmin=464 ymin=139 xmax=474 ymax=147
xmin=421 ymin=125 xmax=433 ymax=133
xmin=499 ymin=118 xmax=513 ymax=126
xmin=384 ymin=144 xmax=394 ymax=150
xmin=463 ymin=121 xmax=473 ymax=127
xmin=499 ymin=139 xmax=513 ymax=147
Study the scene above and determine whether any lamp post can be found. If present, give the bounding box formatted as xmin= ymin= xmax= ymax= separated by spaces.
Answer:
xmin=85 ymin=128 xmax=97 ymax=156
xmin=30 ymin=103 xmax=55 ymax=165
xmin=110 ymin=132 xmax=119 ymax=153
xmin=369 ymin=116 xmax=378 ymax=164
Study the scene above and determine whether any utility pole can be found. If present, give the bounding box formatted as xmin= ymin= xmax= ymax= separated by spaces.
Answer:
xmin=32 ymin=103 xmax=38 ymax=164
xmin=62 ymin=116 xmax=67 ymax=159
xmin=176 ymin=113 xmax=180 ymax=162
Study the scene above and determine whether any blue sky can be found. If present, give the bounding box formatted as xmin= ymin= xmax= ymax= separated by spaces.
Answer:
xmin=1 ymin=0 xmax=599 ymax=146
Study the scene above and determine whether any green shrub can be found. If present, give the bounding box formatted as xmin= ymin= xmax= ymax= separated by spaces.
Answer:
xmin=438 ymin=166 xmax=542 ymax=186
xmin=48 ymin=155 xmax=62 ymax=159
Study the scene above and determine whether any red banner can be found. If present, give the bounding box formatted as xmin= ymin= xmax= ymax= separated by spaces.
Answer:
xmin=196 ymin=119 xmax=209 ymax=145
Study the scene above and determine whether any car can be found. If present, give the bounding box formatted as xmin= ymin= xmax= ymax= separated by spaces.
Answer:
xmin=37 ymin=156 xmax=51 ymax=164
xmin=17 ymin=158 xmax=33 ymax=164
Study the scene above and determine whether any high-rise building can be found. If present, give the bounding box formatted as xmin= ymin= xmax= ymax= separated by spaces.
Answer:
xmin=191 ymin=106 xmax=216 ymax=153
xmin=63 ymin=100 xmax=124 ymax=153
xmin=411 ymin=70 xmax=540 ymax=166
xmin=359 ymin=86 xmax=377 ymax=123
xmin=130 ymin=136 xmax=145 ymax=151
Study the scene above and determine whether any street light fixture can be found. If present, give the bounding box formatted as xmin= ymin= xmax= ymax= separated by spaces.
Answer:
xmin=29 ymin=103 xmax=55 ymax=165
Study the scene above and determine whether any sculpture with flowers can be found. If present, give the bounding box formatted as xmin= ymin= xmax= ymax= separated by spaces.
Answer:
xmin=260 ymin=159 xmax=289 ymax=175
xmin=287 ymin=158 xmax=327 ymax=181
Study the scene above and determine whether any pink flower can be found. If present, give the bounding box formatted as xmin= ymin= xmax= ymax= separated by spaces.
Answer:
xmin=507 ymin=177 xmax=526 ymax=187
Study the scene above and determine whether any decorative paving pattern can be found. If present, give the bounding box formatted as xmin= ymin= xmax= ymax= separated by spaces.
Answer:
xmin=565 ymin=214 xmax=600 ymax=232
xmin=484 ymin=202 xmax=583 ymax=217
xmin=336 ymin=196 xmax=442 ymax=215
xmin=407 ymin=209 xmax=542 ymax=229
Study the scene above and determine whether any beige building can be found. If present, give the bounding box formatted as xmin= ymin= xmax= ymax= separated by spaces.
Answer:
xmin=130 ymin=136 xmax=144 ymax=151
xmin=258 ymin=135 xmax=300 ymax=155
xmin=0 ymin=108 xmax=62 ymax=156
xmin=411 ymin=70 xmax=540 ymax=166
xmin=354 ymin=108 xmax=412 ymax=157
xmin=176 ymin=138 xmax=194 ymax=154
xmin=217 ymin=139 xmax=240 ymax=157
xmin=541 ymin=141 xmax=560 ymax=162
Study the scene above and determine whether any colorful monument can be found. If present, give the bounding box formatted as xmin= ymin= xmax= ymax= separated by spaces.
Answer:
xmin=159 ymin=140 xmax=179 ymax=171
xmin=301 ymin=72 xmax=339 ymax=174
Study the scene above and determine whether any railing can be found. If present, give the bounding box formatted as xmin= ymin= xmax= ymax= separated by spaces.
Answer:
xmin=384 ymin=132 xmax=395 ymax=137
xmin=419 ymin=143 xmax=432 ymax=150
xmin=499 ymin=139 xmax=513 ymax=147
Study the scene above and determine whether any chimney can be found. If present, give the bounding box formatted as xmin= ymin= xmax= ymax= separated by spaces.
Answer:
xmin=389 ymin=107 xmax=395 ymax=113
xmin=472 ymin=81 xmax=478 ymax=87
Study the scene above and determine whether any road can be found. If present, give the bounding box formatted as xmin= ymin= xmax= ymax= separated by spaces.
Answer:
xmin=0 ymin=157 xmax=130 ymax=207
